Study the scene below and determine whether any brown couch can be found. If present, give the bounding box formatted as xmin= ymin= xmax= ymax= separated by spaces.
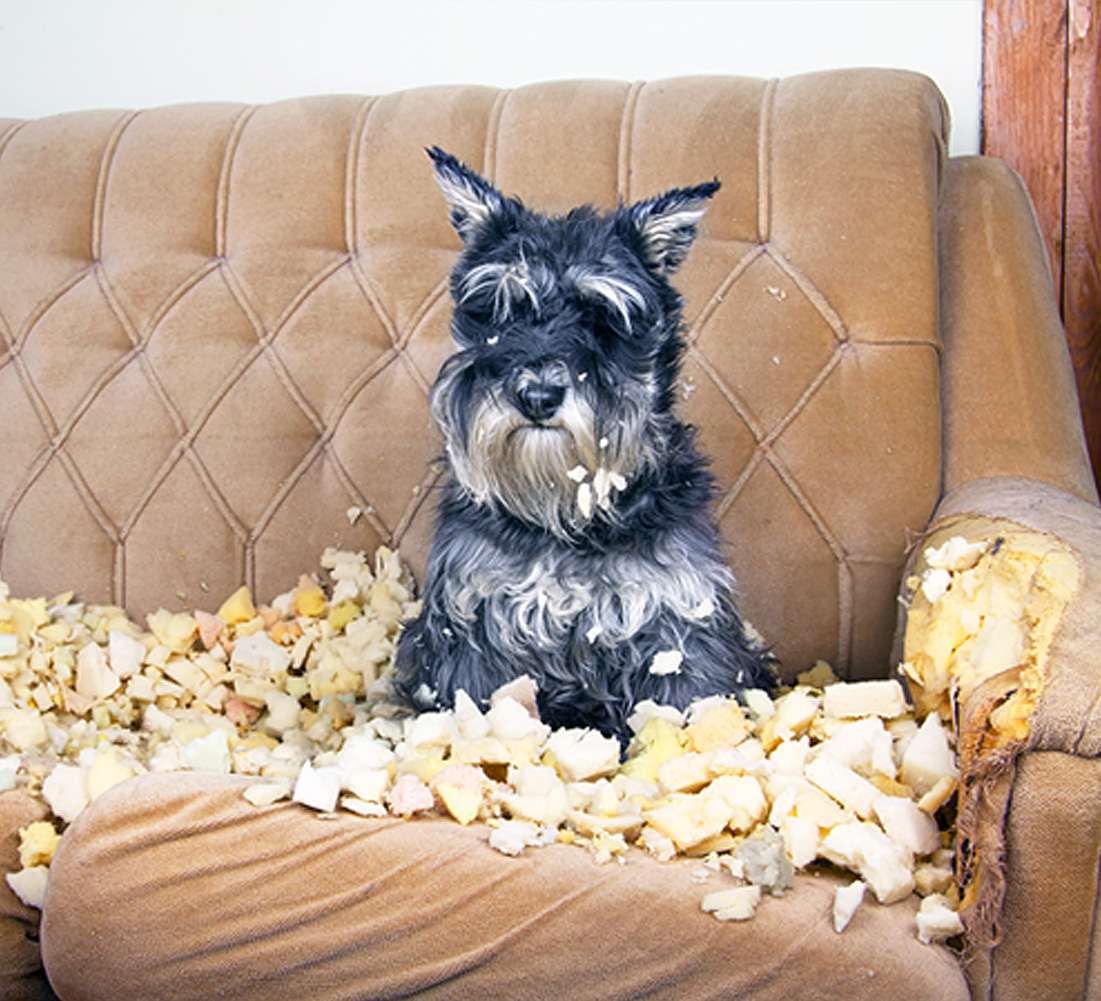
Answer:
xmin=1 ymin=70 xmax=1098 ymax=1000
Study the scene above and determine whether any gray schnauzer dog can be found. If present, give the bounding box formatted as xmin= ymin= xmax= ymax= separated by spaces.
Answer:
xmin=393 ymin=148 xmax=776 ymax=740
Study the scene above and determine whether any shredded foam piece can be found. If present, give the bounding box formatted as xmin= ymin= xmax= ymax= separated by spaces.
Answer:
xmin=701 ymin=883 xmax=761 ymax=921
xmin=6 ymin=864 xmax=49 ymax=909
xmin=916 ymin=893 xmax=966 ymax=944
xmin=901 ymin=531 xmax=1080 ymax=742
xmin=833 ymin=880 xmax=867 ymax=933
xmin=0 ymin=549 xmax=963 ymax=943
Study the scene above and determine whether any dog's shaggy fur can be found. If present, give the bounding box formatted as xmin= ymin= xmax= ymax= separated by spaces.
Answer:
xmin=393 ymin=149 xmax=776 ymax=739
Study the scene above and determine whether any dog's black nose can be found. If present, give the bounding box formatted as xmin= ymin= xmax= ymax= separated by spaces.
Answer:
xmin=515 ymin=380 xmax=566 ymax=422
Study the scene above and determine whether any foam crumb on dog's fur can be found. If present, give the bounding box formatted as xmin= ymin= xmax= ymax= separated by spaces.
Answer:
xmin=649 ymin=650 xmax=684 ymax=676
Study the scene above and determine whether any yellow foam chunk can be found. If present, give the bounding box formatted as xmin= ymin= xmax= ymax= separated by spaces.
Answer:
xmin=19 ymin=821 xmax=61 ymax=868
xmin=294 ymin=579 xmax=326 ymax=618
xmin=218 ymin=586 xmax=257 ymax=626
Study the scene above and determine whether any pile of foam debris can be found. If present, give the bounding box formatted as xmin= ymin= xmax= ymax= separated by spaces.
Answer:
xmin=2 ymin=544 xmax=972 ymax=943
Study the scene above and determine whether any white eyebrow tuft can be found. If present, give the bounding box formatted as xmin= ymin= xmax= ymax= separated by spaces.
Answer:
xmin=569 ymin=268 xmax=647 ymax=333
xmin=459 ymin=256 xmax=549 ymax=322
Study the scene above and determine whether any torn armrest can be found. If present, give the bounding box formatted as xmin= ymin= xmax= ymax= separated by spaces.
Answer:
xmin=897 ymin=478 xmax=1101 ymax=956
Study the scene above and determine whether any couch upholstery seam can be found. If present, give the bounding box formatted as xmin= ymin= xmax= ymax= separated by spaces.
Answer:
xmin=136 ymin=258 xmax=224 ymax=351
xmin=683 ymin=243 xmax=768 ymax=349
xmin=395 ymin=316 xmax=443 ymax=403
xmin=306 ymin=93 xmax=452 ymax=548
xmin=257 ymin=256 xmax=351 ymax=437
xmin=90 ymin=111 xmax=140 ymax=263
xmin=7 ymin=263 xmax=91 ymax=362
xmin=95 ymin=262 xmax=238 ymax=599
xmin=714 ymin=355 xmax=845 ymax=567
xmin=343 ymin=96 xmax=378 ymax=257
xmin=686 ymin=343 xmax=765 ymax=444
xmin=616 ymin=80 xmax=644 ymax=202
xmin=118 ymin=263 xmax=265 ymax=568
xmin=0 ymin=267 xmax=95 ymax=543
xmin=391 ymin=462 xmax=446 ymax=551
xmin=347 ymin=258 xmax=402 ymax=352
xmin=0 ymin=274 xmax=137 ymax=600
xmin=249 ymin=275 xmax=413 ymax=548
xmin=250 ymin=439 xmax=333 ymax=547
xmin=258 ymin=255 xmax=359 ymax=345
xmin=757 ymin=78 xmax=778 ymax=244
xmin=211 ymin=263 xmax=326 ymax=582
xmin=294 ymin=342 xmax=413 ymax=543
xmin=214 ymin=105 xmax=259 ymax=259
xmin=484 ymin=88 xmax=509 ymax=181
xmin=397 ymin=279 xmax=450 ymax=357
xmin=702 ymin=336 xmax=847 ymax=572
xmin=0 ymin=117 xmax=26 ymax=160
xmin=764 ymin=343 xmax=848 ymax=446
xmin=49 ymin=447 xmax=120 ymax=550
xmin=718 ymin=432 xmax=852 ymax=670
xmin=1081 ymin=836 xmax=1101 ymax=998
xmin=762 ymin=243 xmax=850 ymax=345
xmin=0 ymin=443 xmax=54 ymax=549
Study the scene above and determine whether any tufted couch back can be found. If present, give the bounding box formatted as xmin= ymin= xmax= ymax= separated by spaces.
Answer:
xmin=0 ymin=72 xmax=953 ymax=682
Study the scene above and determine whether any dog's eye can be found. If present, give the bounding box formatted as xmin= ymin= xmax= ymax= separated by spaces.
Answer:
xmin=572 ymin=271 xmax=647 ymax=338
xmin=451 ymin=302 xmax=501 ymax=343
xmin=583 ymin=302 xmax=633 ymax=341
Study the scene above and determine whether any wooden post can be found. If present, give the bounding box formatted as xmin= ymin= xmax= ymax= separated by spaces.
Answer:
xmin=1064 ymin=0 xmax=1101 ymax=488
xmin=982 ymin=0 xmax=1101 ymax=491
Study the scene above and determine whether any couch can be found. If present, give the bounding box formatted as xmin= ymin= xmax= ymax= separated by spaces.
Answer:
xmin=1 ymin=70 xmax=1099 ymax=1001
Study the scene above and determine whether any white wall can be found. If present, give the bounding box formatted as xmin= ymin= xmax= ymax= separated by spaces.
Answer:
xmin=0 ymin=0 xmax=982 ymax=154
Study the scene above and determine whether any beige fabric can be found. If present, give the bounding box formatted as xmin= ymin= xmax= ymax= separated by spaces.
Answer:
xmin=981 ymin=752 xmax=1101 ymax=1001
xmin=0 ymin=71 xmax=949 ymax=682
xmin=938 ymin=158 xmax=1098 ymax=507
xmin=41 ymin=772 xmax=969 ymax=1001
xmin=0 ymin=790 xmax=56 ymax=1001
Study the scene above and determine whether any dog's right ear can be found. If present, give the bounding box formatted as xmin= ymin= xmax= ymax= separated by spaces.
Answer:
xmin=427 ymin=147 xmax=508 ymax=243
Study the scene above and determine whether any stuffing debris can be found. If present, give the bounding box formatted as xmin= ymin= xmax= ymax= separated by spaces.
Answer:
xmin=0 ymin=547 xmax=964 ymax=945
xmin=901 ymin=531 xmax=1080 ymax=744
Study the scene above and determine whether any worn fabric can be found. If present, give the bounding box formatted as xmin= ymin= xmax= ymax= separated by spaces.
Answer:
xmin=0 ymin=790 xmax=57 ymax=1001
xmin=982 ymin=752 xmax=1101 ymax=1001
xmin=0 ymin=71 xmax=950 ymax=682
xmin=937 ymin=158 xmax=1097 ymax=506
xmin=40 ymin=772 xmax=969 ymax=1001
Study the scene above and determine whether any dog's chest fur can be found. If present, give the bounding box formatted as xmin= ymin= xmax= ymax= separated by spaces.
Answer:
xmin=440 ymin=530 xmax=723 ymax=654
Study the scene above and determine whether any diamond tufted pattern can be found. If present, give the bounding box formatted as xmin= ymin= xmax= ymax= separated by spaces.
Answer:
xmin=0 ymin=73 xmax=950 ymax=680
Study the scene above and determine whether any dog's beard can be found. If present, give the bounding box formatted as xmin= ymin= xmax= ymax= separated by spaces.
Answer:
xmin=436 ymin=380 xmax=652 ymax=538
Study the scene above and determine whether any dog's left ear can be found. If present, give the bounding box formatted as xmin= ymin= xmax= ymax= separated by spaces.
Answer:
xmin=626 ymin=180 xmax=721 ymax=274
xmin=427 ymin=146 xmax=510 ymax=243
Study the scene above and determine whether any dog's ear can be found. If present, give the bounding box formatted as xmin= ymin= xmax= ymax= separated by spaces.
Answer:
xmin=427 ymin=147 xmax=509 ymax=243
xmin=626 ymin=180 xmax=721 ymax=274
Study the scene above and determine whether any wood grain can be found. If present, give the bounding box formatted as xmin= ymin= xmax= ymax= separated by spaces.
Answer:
xmin=1064 ymin=0 xmax=1101 ymax=485
xmin=982 ymin=0 xmax=1068 ymax=285
xmin=983 ymin=0 xmax=1101 ymax=490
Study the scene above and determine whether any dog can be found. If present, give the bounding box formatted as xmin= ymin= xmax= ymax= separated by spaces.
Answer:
xmin=393 ymin=148 xmax=776 ymax=740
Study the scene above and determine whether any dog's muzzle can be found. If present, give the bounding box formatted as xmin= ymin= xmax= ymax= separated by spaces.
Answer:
xmin=511 ymin=365 xmax=571 ymax=423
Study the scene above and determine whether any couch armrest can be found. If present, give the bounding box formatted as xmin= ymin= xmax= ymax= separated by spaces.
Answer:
xmin=898 ymin=476 xmax=1101 ymax=1000
xmin=939 ymin=156 xmax=1098 ymax=507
